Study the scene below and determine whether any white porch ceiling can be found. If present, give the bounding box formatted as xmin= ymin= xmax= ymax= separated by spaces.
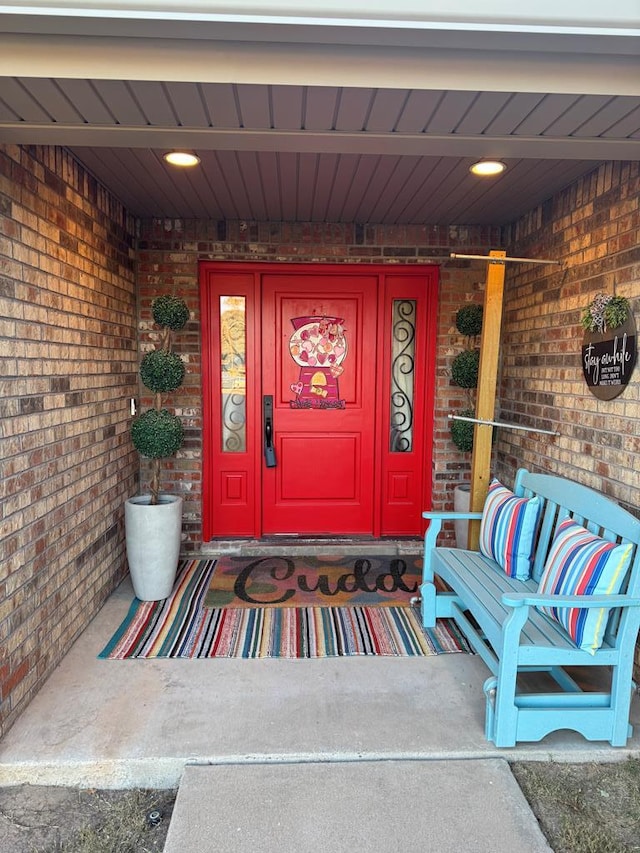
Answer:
xmin=0 ymin=6 xmax=639 ymax=226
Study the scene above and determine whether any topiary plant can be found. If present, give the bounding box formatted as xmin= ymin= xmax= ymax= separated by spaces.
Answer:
xmin=451 ymin=348 xmax=480 ymax=388
xmin=456 ymin=304 xmax=483 ymax=338
xmin=450 ymin=407 xmax=475 ymax=452
xmin=450 ymin=302 xmax=483 ymax=452
xmin=131 ymin=295 xmax=189 ymax=504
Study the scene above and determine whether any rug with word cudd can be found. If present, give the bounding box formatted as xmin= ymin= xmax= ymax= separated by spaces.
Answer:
xmin=205 ymin=553 xmax=430 ymax=609
xmin=99 ymin=558 xmax=470 ymax=659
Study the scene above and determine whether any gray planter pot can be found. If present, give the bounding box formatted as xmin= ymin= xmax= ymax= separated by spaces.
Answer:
xmin=125 ymin=494 xmax=183 ymax=601
xmin=454 ymin=483 xmax=471 ymax=549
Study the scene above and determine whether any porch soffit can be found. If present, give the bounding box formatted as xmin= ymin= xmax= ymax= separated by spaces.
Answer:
xmin=0 ymin=8 xmax=638 ymax=224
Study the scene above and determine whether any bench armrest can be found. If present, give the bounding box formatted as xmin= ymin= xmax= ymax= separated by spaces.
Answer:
xmin=502 ymin=592 xmax=640 ymax=609
xmin=422 ymin=511 xmax=484 ymax=559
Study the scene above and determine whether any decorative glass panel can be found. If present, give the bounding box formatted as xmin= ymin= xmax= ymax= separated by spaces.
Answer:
xmin=389 ymin=299 xmax=416 ymax=452
xmin=220 ymin=296 xmax=246 ymax=452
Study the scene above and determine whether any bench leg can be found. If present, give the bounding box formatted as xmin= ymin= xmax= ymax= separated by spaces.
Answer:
xmin=492 ymin=608 xmax=529 ymax=747
xmin=419 ymin=581 xmax=437 ymax=628
xmin=609 ymin=651 xmax=637 ymax=746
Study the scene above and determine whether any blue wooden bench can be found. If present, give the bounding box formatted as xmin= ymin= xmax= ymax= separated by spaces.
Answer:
xmin=420 ymin=468 xmax=640 ymax=747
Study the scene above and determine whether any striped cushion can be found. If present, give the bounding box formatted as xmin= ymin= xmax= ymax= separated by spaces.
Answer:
xmin=537 ymin=518 xmax=633 ymax=654
xmin=479 ymin=479 xmax=541 ymax=580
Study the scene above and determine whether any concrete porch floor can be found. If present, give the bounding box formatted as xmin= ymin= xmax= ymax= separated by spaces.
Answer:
xmin=1 ymin=543 xmax=639 ymax=790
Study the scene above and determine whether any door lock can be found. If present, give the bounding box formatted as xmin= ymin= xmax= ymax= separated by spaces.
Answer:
xmin=263 ymin=395 xmax=277 ymax=467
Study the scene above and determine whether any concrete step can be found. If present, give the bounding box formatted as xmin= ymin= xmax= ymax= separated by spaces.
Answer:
xmin=163 ymin=759 xmax=551 ymax=853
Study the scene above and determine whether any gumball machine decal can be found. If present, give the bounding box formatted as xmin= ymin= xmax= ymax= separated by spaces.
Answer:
xmin=289 ymin=316 xmax=347 ymax=409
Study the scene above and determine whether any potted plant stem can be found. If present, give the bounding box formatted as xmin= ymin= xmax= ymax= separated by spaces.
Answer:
xmin=125 ymin=295 xmax=189 ymax=601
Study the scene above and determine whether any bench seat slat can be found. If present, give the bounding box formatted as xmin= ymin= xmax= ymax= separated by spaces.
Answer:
xmin=432 ymin=548 xmax=580 ymax=651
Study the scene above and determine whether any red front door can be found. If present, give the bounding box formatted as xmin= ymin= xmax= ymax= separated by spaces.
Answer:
xmin=261 ymin=272 xmax=377 ymax=534
xmin=200 ymin=262 xmax=438 ymax=540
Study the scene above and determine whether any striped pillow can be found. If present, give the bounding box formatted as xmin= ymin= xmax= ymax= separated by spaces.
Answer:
xmin=537 ymin=518 xmax=633 ymax=654
xmin=479 ymin=479 xmax=541 ymax=580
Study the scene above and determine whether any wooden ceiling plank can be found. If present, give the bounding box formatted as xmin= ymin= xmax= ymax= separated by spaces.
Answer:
xmin=55 ymin=79 xmax=115 ymax=124
xmin=256 ymin=150 xmax=283 ymax=221
xmin=367 ymin=155 xmax=422 ymax=223
xmin=0 ymin=96 xmax=20 ymax=122
xmin=323 ymin=153 xmax=361 ymax=222
xmin=350 ymin=155 xmax=399 ymax=222
xmin=453 ymin=91 xmax=512 ymax=134
xmin=541 ymin=94 xmax=612 ymax=136
xmin=513 ymin=93 xmax=586 ymax=136
xmin=573 ymin=96 xmax=640 ymax=137
xmin=162 ymin=82 xmax=209 ymax=127
xmin=271 ymin=85 xmax=303 ymax=131
xmin=364 ymin=89 xmax=410 ymax=132
xmin=482 ymin=92 xmax=546 ymax=135
xmin=383 ymin=156 xmax=443 ymax=222
xmin=19 ymin=78 xmax=84 ymax=124
xmin=277 ymin=151 xmax=299 ymax=221
xmin=303 ymin=86 xmax=340 ymax=131
xmin=602 ymin=104 xmax=640 ymax=138
xmin=197 ymin=151 xmax=240 ymax=218
xmin=310 ymin=153 xmax=340 ymax=221
xmin=200 ymin=83 xmax=241 ymax=128
xmin=334 ymin=88 xmax=375 ymax=132
xmin=0 ymin=78 xmax=52 ymax=122
xmin=414 ymin=159 xmax=482 ymax=224
xmin=214 ymin=150 xmax=252 ymax=217
xmin=295 ymin=152 xmax=317 ymax=222
xmin=389 ymin=156 xmax=445 ymax=222
xmin=235 ymin=83 xmax=272 ymax=129
xmin=128 ymin=81 xmax=176 ymax=126
xmin=339 ymin=155 xmax=380 ymax=221
xmin=425 ymin=90 xmax=478 ymax=135
xmin=236 ymin=151 xmax=267 ymax=221
xmin=91 ymin=80 xmax=147 ymax=126
xmin=394 ymin=90 xmax=444 ymax=133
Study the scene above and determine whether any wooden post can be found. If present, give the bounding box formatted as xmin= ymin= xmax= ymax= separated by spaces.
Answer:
xmin=468 ymin=249 xmax=506 ymax=549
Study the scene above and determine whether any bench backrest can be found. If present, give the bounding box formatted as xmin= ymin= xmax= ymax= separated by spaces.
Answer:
xmin=514 ymin=469 xmax=640 ymax=623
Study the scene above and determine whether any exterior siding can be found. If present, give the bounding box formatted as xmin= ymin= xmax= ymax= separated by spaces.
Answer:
xmin=0 ymin=145 xmax=138 ymax=736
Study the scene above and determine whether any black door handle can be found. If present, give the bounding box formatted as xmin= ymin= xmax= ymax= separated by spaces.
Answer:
xmin=263 ymin=395 xmax=277 ymax=467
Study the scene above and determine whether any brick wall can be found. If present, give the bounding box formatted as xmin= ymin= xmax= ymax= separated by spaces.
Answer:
xmin=0 ymin=145 xmax=138 ymax=736
xmin=499 ymin=161 xmax=640 ymax=675
xmin=497 ymin=161 xmax=639 ymax=514
xmin=137 ymin=220 xmax=498 ymax=548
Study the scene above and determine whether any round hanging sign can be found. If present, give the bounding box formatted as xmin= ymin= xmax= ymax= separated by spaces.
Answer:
xmin=582 ymin=313 xmax=637 ymax=400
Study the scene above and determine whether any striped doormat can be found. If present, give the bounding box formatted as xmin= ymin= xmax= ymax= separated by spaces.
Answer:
xmin=99 ymin=558 xmax=469 ymax=659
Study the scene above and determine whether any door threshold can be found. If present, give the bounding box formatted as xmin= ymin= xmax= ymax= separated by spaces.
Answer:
xmin=197 ymin=537 xmax=423 ymax=557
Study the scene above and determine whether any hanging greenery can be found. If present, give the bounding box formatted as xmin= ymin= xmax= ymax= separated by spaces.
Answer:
xmin=581 ymin=293 xmax=630 ymax=334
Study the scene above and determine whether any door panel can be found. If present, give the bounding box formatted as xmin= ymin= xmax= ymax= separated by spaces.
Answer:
xmin=261 ymin=273 xmax=377 ymax=534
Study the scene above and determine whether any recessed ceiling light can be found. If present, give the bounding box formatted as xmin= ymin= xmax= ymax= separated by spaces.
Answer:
xmin=470 ymin=160 xmax=506 ymax=176
xmin=163 ymin=151 xmax=201 ymax=167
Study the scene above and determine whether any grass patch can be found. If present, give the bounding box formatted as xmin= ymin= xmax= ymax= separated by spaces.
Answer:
xmin=512 ymin=758 xmax=640 ymax=853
